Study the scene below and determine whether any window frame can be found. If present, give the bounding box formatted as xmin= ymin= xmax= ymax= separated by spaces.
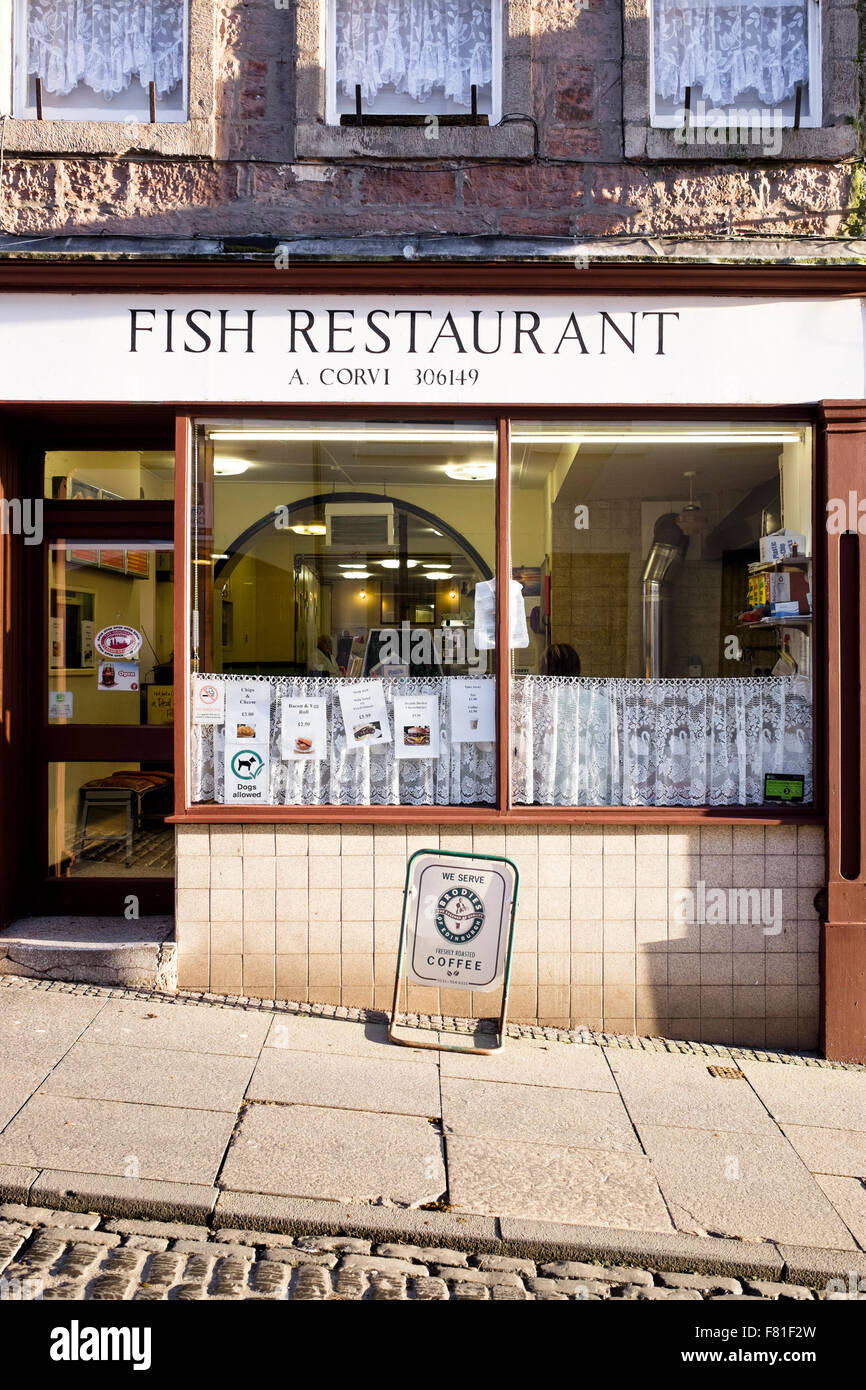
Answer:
xmin=648 ymin=0 xmax=823 ymax=131
xmin=324 ymin=0 xmax=503 ymax=125
xmin=295 ymin=0 xmax=532 ymax=160
xmin=624 ymin=0 xmax=857 ymax=160
xmin=11 ymin=0 xmax=190 ymax=123
xmin=175 ymin=404 xmax=823 ymax=826
xmin=0 ymin=0 xmax=211 ymax=156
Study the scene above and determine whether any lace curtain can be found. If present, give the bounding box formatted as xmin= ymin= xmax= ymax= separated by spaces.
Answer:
xmin=27 ymin=0 xmax=185 ymax=97
xmin=653 ymin=0 xmax=809 ymax=107
xmin=190 ymin=674 xmax=812 ymax=809
xmin=335 ymin=0 xmax=493 ymax=108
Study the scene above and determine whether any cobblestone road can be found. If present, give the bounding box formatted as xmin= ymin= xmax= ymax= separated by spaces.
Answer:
xmin=0 ymin=1209 xmax=834 ymax=1301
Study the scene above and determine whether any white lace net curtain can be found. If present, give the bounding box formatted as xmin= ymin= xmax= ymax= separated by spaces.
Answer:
xmin=27 ymin=0 xmax=184 ymax=98
xmin=654 ymin=0 xmax=809 ymax=107
xmin=335 ymin=0 xmax=493 ymax=108
xmin=190 ymin=674 xmax=812 ymax=808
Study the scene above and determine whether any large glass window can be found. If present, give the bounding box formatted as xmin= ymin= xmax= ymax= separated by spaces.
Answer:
xmin=190 ymin=419 xmax=497 ymax=808
xmin=510 ymin=421 xmax=814 ymax=807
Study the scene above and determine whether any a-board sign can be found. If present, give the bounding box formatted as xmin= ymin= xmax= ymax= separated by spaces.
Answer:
xmin=405 ymin=852 xmax=517 ymax=993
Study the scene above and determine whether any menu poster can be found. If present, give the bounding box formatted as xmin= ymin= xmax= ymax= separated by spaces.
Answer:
xmin=450 ymin=678 xmax=496 ymax=744
xmin=81 ymin=621 xmax=95 ymax=668
xmin=225 ymin=681 xmax=271 ymax=744
xmin=472 ymin=579 xmax=531 ymax=650
xmin=393 ymin=694 xmax=440 ymax=760
xmin=281 ymin=697 xmax=328 ymax=761
xmin=224 ymin=743 xmax=270 ymax=804
xmin=338 ymin=681 xmax=391 ymax=750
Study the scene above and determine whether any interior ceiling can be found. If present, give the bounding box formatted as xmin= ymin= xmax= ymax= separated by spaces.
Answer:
xmin=209 ymin=441 xmax=496 ymax=489
xmin=232 ymin=514 xmax=479 ymax=583
xmin=517 ymin=442 xmax=783 ymax=504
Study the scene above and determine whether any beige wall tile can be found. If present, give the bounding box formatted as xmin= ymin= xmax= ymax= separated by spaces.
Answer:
xmin=243 ymin=858 xmax=275 ymax=890
xmin=211 ymin=919 xmax=243 ymax=954
xmin=798 ymin=953 xmax=819 ymax=985
xmin=309 ymin=918 xmax=340 ymax=953
xmin=571 ymin=854 xmax=603 ymax=887
xmin=275 ymin=954 xmax=308 ymax=995
xmin=510 ymin=953 xmax=538 ymax=985
xmin=538 ymin=920 xmax=570 ymax=952
xmin=635 ymin=827 xmax=668 ymax=854
xmin=635 ymin=857 xmax=667 ymax=888
xmin=700 ymin=985 xmax=732 ymax=1015
xmin=309 ymin=987 xmax=342 ymax=1006
xmin=177 ymin=858 xmax=210 ymax=890
xmin=343 ymin=857 xmax=373 ymax=888
xmin=276 ymin=888 xmax=309 ymax=920
xmin=538 ymin=985 xmax=570 ymax=1022
xmin=797 ymin=825 xmax=824 ymax=854
xmin=732 ymin=825 xmax=764 ymax=856
xmin=733 ymin=952 xmax=764 ymax=985
xmin=603 ymin=921 xmax=635 ymax=952
xmin=309 ymin=857 xmax=340 ymax=889
xmin=732 ymin=1019 xmax=765 ymax=1048
xmin=341 ymin=920 xmax=374 ymax=953
xmin=309 ymin=827 xmax=343 ymax=856
xmin=243 ymin=921 xmax=276 ymax=954
xmin=341 ymin=826 xmax=374 ymax=855
xmin=243 ymin=954 xmax=275 ymax=991
xmin=765 ymin=1019 xmax=798 ymax=1048
xmin=276 ymin=857 xmax=308 ymax=889
xmin=603 ymin=886 xmax=636 ymax=919
xmin=603 ymin=856 xmax=635 ymax=888
xmin=209 ymin=955 xmax=243 ymax=992
xmin=341 ymin=888 xmax=374 ymax=921
xmin=243 ymin=889 xmax=276 ymax=921
xmin=341 ymin=954 xmax=373 ymax=988
xmin=212 ymin=858 xmax=243 ymax=889
xmin=603 ymin=827 xmax=635 ymax=854
xmin=539 ymin=953 xmax=570 ymax=986
xmin=275 ymin=921 xmax=307 ymax=955
xmin=700 ymin=855 xmax=733 ymax=888
xmin=309 ymin=888 xmax=341 ymax=922
xmin=540 ymin=886 xmax=571 ymax=919
xmin=668 ymin=985 xmax=700 ymax=1015
xmin=570 ymin=826 xmax=603 ymax=854
xmin=766 ymin=985 xmax=799 ymax=1017
xmin=636 ymin=953 xmax=667 ymax=984
xmin=700 ymin=826 xmax=732 ymax=855
xmin=604 ymin=953 xmax=635 ymax=986
xmin=177 ymin=826 xmax=210 ymax=857
xmin=176 ymin=888 xmax=208 ymax=923
xmin=242 ymin=826 xmax=275 ymax=856
xmin=733 ymin=985 xmax=766 ymax=1017
xmin=602 ymin=984 xmax=636 ymax=1018
xmin=571 ymin=954 xmax=602 ymax=986
xmin=539 ymin=855 xmax=571 ymax=888
xmin=636 ymin=985 xmax=667 ymax=1015
xmin=210 ymin=889 xmax=243 ymax=923
xmin=309 ymin=954 xmax=341 ymax=987
xmin=210 ymin=827 xmax=244 ymax=856
xmin=765 ymin=825 xmax=798 ymax=855
xmin=572 ymin=921 xmax=603 ymax=952
xmin=274 ymin=826 xmax=308 ymax=855
xmin=177 ymin=921 xmax=209 ymax=955
xmin=766 ymin=953 xmax=798 ymax=985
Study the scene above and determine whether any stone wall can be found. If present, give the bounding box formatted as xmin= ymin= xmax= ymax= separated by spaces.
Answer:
xmin=0 ymin=0 xmax=859 ymax=240
xmin=176 ymin=821 xmax=824 ymax=1049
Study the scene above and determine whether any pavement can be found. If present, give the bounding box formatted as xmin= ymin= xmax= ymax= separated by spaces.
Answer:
xmin=1 ymin=974 xmax=866 ymax=1291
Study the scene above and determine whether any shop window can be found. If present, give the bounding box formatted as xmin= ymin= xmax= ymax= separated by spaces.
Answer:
xmin=328 ymin=0 xmax=500 ymax=124
xmin=190 ymin=420 xmax=497 ymax=808
xmin=509 ymin=421 xmax=814 ymax=807
xmin=44 ymin=449 xmax=175 ymax=500
xmin=49 ymin=762 xmax=175 ymax=878
xmin=650 ymin=0 xmax=822 ymax=130
xmin=12 ymin=0 xmax=187 ymax=121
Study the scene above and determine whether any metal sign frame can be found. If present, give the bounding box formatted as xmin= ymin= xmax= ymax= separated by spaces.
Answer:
xmin=389 ymin=847 xmax=520 ymax=1055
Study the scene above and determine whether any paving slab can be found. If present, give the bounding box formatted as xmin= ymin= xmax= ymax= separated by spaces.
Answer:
xmin=0 ymin=1094 xmax=236 ymax=1186
xmin=496 ymin=1218 xmax=784 ymax=1278
xmin=440 ymin=1076 xmax=641 ymax=1151
xmin=214 ymin=1190 xmax=499 ymax=1249
xmin=780 ymin=1124 xmax=866 ymax=1178
xmin=38 ymin=1042 xmax=256 ymax=1113
xmin=439 ymin=1042 xmax=617 ymax=1092
xmin=639 ymin=1123 xmax=858 ymax=1249
xmin=0 ymin=1164 xmax=39 ymax=1204
xmin=31 ymin=1171 xmax=217 ymax=1224
xmin=246 ymin=1049 xmax=440 ymax=1117
xmin=82 ymin=998 xmax=271 ymax=1057
xmin=606 ymin=1048 xmax=779 ymax=1134
xmin=263 ymin=1014 xmax=434 ymax=1060
xmin=0 ymin=1060 xmax=55 ymax=1131
xmin=0 ymin=992 xmax=106 ymax=1066
xmin=740 ymin=1060 xmax=866 ymax=1130
xmin=446 ymin=1134 xmax=674 ymax=1231
xmin=219 ymin=1103 xmax=446 ymax=1206
xmin=814 ymin=1175 xmax=866 ymax=1250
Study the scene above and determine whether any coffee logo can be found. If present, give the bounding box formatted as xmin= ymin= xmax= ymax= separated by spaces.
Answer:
xmin=435 ymin=887 xmax=485 ymax=944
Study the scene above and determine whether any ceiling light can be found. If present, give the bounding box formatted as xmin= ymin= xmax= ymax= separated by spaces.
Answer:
xmin=425 ymin=572 xmax=452 ymax=580
xmin=343 ymin=570 xmax=371 ymax=579
xmin=379 ymin=558 xmax=420 ymax=569
xmin=443 ymin=461 xmax=496 ymax=481
xmin=290 ymin=523 xmax=326 ymax=535
xmin=676 ymin=471 xmax=709 ymax=537
xmin=209 ymin=429 xmax=497 ymax=444
xmin=211 ymin=553 xmax=230 ymax=561
xmin=511 ymin=430 xmax=804 ymax=445
xmin=422 ymin=562 xmax=451 ymax=570
xmin=212 ymin=457 xmax=250 ymax=476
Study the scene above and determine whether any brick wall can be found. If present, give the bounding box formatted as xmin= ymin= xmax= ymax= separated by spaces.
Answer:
xmin=176 ymin=821 xmax=823 ymax=1049
xmin=0 ymin=0 xmax=859 ymax=240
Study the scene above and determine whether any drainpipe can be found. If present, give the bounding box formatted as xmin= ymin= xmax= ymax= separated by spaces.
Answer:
xmin=641 ymin=513 xmax=689 ymax=679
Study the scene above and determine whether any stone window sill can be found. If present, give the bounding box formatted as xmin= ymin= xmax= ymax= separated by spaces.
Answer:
xmin=0 ymin=116 xmax=212 ymax=158
xmin=626 ymin=123 xmax=858 ymax=161
xmin=294 ymin=120 xmax=535 ymax=161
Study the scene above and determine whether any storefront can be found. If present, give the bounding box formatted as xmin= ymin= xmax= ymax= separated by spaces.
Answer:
xmin=1 ymin=262 xmax=865 ymax=1060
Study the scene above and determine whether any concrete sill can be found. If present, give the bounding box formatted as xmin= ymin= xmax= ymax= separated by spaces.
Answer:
xmin=295 ymin=120 xmax=536 ymax=161
xmin=0 ymin=116 xmax=213 ymax=158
